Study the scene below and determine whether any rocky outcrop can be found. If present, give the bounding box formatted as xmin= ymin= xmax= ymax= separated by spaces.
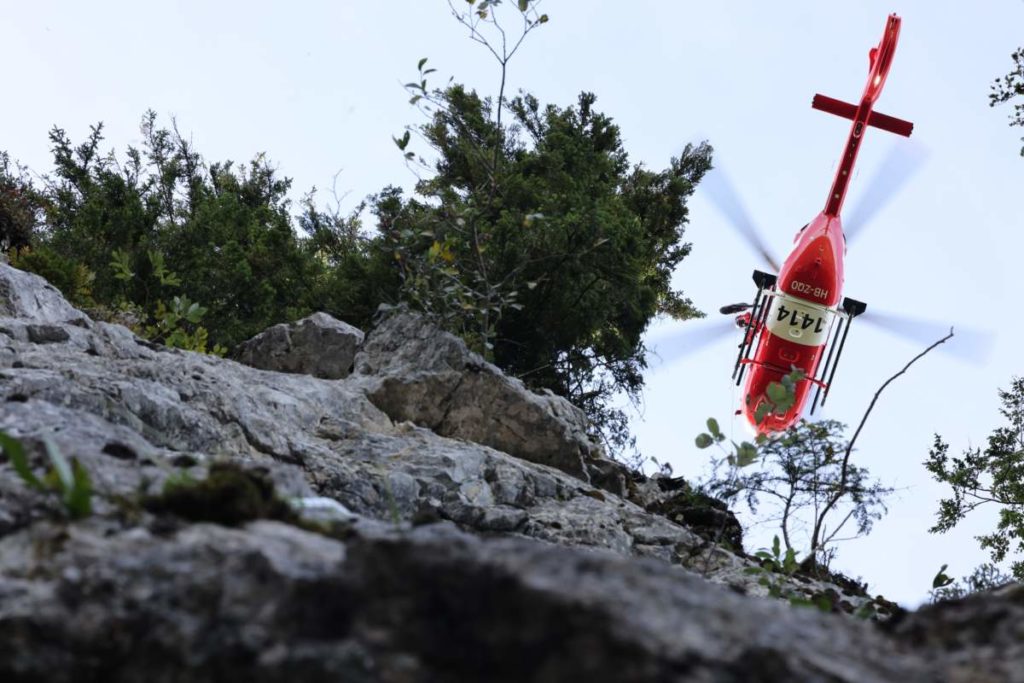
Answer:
xmin=351 ymin=305 xmax=626 ymax=492
xmin=0 ymin=261 xmax=1021 ymax=681
xmin=236 ymin=311 xmax=364 ymax=379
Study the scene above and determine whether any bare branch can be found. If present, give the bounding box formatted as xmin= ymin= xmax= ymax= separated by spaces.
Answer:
xmin=808 ymin=327 xmax=954 ymax=558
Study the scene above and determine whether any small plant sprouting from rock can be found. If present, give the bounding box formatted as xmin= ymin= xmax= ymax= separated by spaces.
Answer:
xmin=929 ymin=562 xmax=1013 ymax=603
xmin=143 ymin=462 xmax=297 ymax=526
xmin=0 ymin=430 xmax=92 ymax=519
xmin=109 ymin=249 xmax=226 ymax=355
xmin=744 ymin=534 xmax=832 ymax=612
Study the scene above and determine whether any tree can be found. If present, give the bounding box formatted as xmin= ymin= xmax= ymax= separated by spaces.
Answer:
xmin=702 ymin=419 xmax=892 ymax=567
xmin=926 ymin=376 xmax=1024 ymax=580
xmin=19 ymin=112 xmax=321 ymax=349
xmin=373 ymin=2 xmax=711 ymax=457
xmin=380 ymin=83 xmax=711 ymax=456
xmin=0 ymin=152 xmax=42 ymax=252
xmin=990 ymin=47 xmax=1024 ymax=155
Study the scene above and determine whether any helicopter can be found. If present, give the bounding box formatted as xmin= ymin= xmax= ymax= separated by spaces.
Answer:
xmin=703 ymin=14 xmax=917 ymax=434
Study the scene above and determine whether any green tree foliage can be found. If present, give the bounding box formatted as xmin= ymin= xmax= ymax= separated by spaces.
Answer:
xmin=926 ymin=377 xmax=1024 ymax=579
xmin=298 ymin=194 xmax=401 ymax=332
xmin=0 ymin=153 xmax=42 ymax=252
xmin=930 ymin=562 xmax=1013 ymax=603
xmin=990 ymin=47 xmax=1024 ymax=155
xmin=381 ymin=84 xmax=711 ymax=454
xmin=700 ymin=415 xmax=891 ymax=568
xmin=21 ymin=112 xmax=318 ymax=349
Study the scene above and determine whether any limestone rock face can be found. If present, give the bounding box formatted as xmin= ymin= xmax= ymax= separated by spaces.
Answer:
xmin=0 ymin=261 xmax=1021 ymax=682
xmin=236 ymin=311 xmax=365 ymax=379
xmin=352 ymin=305 xmax=623 ymax=491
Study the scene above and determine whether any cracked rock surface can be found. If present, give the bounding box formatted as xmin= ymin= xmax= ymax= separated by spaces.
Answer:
xmin=0 ymin=262 xmax=1021 ymax=682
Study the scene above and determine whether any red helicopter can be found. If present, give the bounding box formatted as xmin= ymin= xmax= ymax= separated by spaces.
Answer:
xmin=717 ymin=14 xmax=915 ymax=434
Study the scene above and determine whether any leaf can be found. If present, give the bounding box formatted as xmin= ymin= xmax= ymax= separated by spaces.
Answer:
xmin=539 ymin=13 xmax=548 ymax=23
xmin=766 ymin=382 xmax=787 ymax=404
xmin=736 ymin=442 xmax=758 ymax=467
xmin=932 ymin=564 xmax=955 ymax=589
xmin=706 ymin=417 xmax=721 ymax=439
xmin=518 ymin=0 xmax=529 ymax=11
xmin=754 ymin=401 xmax=772 ymax=425
xmin=695 ymin=433 xmax=713 ymax=449
xmin=814 ymin=595 xmax=834 ymax=612
xmin=772 ymin=535 xmax=781 ymax=559
xmin=0 ymin=430 xmax=43 ymax=490
xmin=65 ymin=458 xmax=93 ymax=519
xmin=44 ymin=438 xmax=74 ymax=495
xmin=783 ymin=547 xmax=798 ymax=572
xmin=418 ymin=57 xmax=428 ymax=71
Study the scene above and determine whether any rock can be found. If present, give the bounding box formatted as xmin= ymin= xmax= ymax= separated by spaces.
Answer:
xmin=641 ymin=476 xmax=745 ymax=552
xmin=237 ymin=312 xmax=364 ymax=379
xmin=1 ymin=261 xmax=1022 ymax=681
xmin=0 ymin=519 xmax=926 ymax=683
xmin=352 ymin=305 xmax=619 ymax=489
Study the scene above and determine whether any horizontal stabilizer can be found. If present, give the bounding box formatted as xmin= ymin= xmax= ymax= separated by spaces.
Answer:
xmin=812 ymin=94 xmax=914 ymax=137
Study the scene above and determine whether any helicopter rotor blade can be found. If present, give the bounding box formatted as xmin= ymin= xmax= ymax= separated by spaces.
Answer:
xmin=860 ymin=310 xmax=994 ymax=365
xmin=701 ymin=166 xmax=782 ymax=272
xmin=647 ymin=319 xmax=737 ymax=367
xmin=844 ymin=140 xmax=928 ymax=244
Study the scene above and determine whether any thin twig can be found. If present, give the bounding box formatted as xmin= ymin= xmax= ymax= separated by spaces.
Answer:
xmin=808 ymin=327 xmax=954 ymax=557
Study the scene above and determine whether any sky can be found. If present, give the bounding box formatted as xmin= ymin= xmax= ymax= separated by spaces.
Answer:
xmin=2 ymin=1 xmax=1023 ymax=606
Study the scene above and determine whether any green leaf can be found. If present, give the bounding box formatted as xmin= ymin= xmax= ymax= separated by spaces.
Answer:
xmin=695 ymin=433 xmax=713 ymax=449
xmin=65 ymin=458 xmax=93 ymax=519
xmin=783 ymin=547 xmax=798 ymax=572
xmin=109 ymin=249 xmax=134 ymax=283
xmin=772 ymin=535 xmax=781 ymax=558
xmin=766 ymin=382 xmax=787 ymax=404
xmin=706 ymin=417 xmax=721 ymax=439
xmin=539 ymin=13 xmax=549 ymax=23
xmin=518 ymin=0 xmax=529 ymax=11
xmin=0 ymin=430 xmax=43 ymax=490
xmin=418 ymin=57 xmax=428 ymax=71
xmin=43 ymin=438 xmax=74 ymax=495
xmin=754 ymin=401 xmax=772 ymax=425
xmin=736 ymin=442 xmax=758 ymax=467
xmin=854 ymin=603 xmax=877 ymax=619
xmin=932 ymin=564 xmax=955 ymax=589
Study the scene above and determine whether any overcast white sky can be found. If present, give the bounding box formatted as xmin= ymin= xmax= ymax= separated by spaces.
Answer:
xmin=3 ymin=1 xmax=1023 ymax=606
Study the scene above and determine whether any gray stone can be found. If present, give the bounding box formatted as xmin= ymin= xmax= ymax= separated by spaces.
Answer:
xmin=237 ymin=312 xmax=364 ymax=379
xmin=352 ymin=305 xmax=622 ymax=490
xmin=0 ymin=261 xmax=1021 ymax=681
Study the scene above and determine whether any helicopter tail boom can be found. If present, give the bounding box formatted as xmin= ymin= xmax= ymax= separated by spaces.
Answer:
xmin=821 ymin=13 xmax=911 ymax=218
